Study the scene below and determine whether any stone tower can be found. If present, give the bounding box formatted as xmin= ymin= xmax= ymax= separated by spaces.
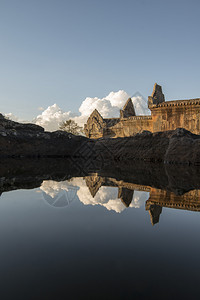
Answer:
xmin=120 ymin=98 xmax=136 ymax=118
xmin=148 ymin=83 xmax=165 ymax=108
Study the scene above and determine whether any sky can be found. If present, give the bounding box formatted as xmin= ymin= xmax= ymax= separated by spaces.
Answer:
xmin=0 ymin=0 xmax=200 ymax=120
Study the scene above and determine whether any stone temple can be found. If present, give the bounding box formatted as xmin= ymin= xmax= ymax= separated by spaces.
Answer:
xmin=84 ymin=83 xmax=200 ymax=138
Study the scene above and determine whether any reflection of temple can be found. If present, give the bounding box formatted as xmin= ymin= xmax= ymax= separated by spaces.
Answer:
xmin=85 ymin=174 xmax=150 ymax=208
xmin=146 ymin=188 xmax=200 ymax=225
xmin=85 ymin=174 xmax=200 ymax=226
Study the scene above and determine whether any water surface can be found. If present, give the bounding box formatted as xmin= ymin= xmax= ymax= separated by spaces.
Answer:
xmin=0 ymin=161 xmax=200 ymax=299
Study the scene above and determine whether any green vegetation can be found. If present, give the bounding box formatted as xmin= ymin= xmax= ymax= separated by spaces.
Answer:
xmin=59 ymin=119 xmax=83 ymax=135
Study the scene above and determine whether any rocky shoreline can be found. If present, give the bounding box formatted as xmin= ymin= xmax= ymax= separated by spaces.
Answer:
xmin=0 ymin=113 xmax=200 ymax=165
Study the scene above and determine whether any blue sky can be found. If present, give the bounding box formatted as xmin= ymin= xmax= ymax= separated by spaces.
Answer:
xmin=0 ymin=0 xmax=200 ymax=119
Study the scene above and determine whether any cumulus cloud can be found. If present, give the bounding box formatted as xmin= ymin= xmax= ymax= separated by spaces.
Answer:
xmin=33 ymin=90 xmax=150 ymax=131
xmin=5 ymin=90 xmax=150 ymax=131
xmin=4 ymin=113 xmax=27 ymax=123
xmin=40 ymin=178 xmax=149 ymax=213
xmin=132 ymin=94 xmax=151 ymax=116
xmin=33 ymin=103 xmax=76 ymax=132
xmin=79 ymin=90 xmax=130 ymax=118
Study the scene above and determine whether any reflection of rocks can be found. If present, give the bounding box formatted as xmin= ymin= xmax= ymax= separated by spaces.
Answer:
xmin=0 ymin=158 xmax=200 ymax=223
xmin=0 ymin=158 xmax=200 ymax=197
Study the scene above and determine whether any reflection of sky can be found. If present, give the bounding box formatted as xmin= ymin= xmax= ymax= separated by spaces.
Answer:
xmin=0 ymin=183 xmax=200 ymax=298
xmin=40 ymin=178 xmax=149 ymax=213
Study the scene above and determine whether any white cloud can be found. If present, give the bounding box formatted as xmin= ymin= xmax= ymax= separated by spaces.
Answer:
xmin=4 ymin=113 xmax=27 ymax=123
xmin=77 ymin=90 xmax=150 ymax=119
xmin=77 ymin=92 xmax=150 ymax=129
xmin=33 ymin=103 xmax=76 ymax=132
xmin=132 ymin=95 xmax=151 ymax=116
xmin=78 ymin=90 xmax=130 ymax=118
xmin=106 ymin=90 xmax=131 ymax=108
xmin=5 ymin=90 xmax=150 ymax=131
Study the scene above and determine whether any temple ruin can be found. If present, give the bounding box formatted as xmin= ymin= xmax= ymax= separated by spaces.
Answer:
xmin=84 ymin=83 xmax=200 ymax=138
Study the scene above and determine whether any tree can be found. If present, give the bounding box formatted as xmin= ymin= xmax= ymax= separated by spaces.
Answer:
xmin=59 ymin=119 xmax=84 ymax=135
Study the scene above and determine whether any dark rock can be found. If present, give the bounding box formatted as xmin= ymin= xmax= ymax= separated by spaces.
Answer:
xmin=0 ymin=114 xmax=44 ymax=132
xmin=0 ymin=114 xmax=88 ymax=157
xmin=91 ymin=128 xmax=200 ymax=165
xmin=1 ymin=114 xmax=200 ymax=166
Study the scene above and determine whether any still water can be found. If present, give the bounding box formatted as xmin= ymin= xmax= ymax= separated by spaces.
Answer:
xmin=0 ymin=170 xmax=200 ymax=299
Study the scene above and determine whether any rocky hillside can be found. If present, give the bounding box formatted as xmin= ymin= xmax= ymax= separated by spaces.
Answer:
xmin=93 ymin=128 xmax=200 ymax=165
xmin=0 ymin=113 xmax=200 ymax=165
xmin=0 ymin=113 xmax=88 ymax=157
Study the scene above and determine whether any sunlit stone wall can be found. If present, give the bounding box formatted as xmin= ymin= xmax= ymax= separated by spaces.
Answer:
xmin=151 ymin=99 xmax=200 ymax=134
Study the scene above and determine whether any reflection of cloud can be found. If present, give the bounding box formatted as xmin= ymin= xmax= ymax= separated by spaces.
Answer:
xmin=40 ymin=178 xmax=149 ymax=213
xmin=40 ymin=180 xmax=79 ymax=208
xmin=103 ymin=198 xmax=127 ymax=213
xmin=130 ymin=191 xmax=149 ymax=208
xmin=78 ymin=185 xmax=126 ymax=213
xmin=78 ymin=185 xmax=118 ymax=205
xmin=76 ymin=179 xmax=150 ymax=213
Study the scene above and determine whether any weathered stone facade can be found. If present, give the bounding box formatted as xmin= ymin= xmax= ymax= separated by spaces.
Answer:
xmin=84 ymin=83 xmax=200 ymax=138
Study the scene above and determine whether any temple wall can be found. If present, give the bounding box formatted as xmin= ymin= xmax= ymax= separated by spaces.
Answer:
xmin=103 ymin=116 xmax=153 ymax=138
xmin=84 ymin=99 xmax=200 ymax=138
xmin=151 ymin=102 xmax=200 ymax=134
